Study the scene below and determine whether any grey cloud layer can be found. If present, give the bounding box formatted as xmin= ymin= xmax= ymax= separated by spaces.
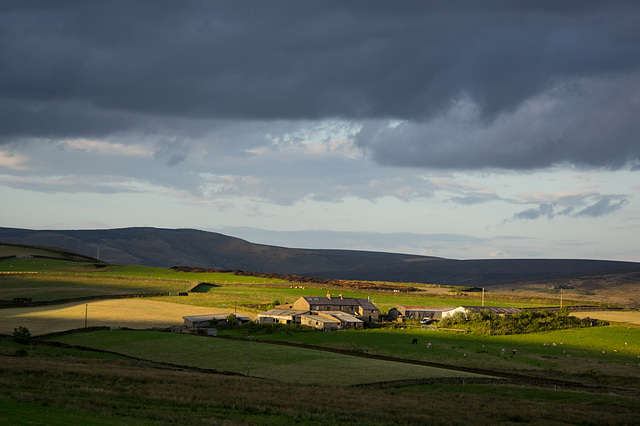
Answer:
xmin=510 ymin=193 xmax=629 ymax=221
xmin=1 ymin=1 xmax=640 ymax=170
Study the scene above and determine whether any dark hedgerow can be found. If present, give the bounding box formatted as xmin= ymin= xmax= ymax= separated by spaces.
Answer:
xmin=438 ymin=308 xmax=608 ymax=335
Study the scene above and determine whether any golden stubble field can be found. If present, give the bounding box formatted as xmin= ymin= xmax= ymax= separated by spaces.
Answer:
xmin=571 ymin=310 xmax=640 ymax=325
xmin=0 ymin=299 xmax=254 ymax=335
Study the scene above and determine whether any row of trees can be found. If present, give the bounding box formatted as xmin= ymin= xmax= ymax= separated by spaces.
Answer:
xmin=438 ymin=308 xmax=606 ymax=335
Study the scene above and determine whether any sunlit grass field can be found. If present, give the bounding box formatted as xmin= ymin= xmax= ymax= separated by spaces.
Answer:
xmin=0 ymin=258 xmax=286 ymax=283
xmin=0 ymin=259 xmax=288 ymax=302
xmin=168 ymin=284 xmax=556 ymax=313
xmin=219 ymin=325 xmax=640 ymax=388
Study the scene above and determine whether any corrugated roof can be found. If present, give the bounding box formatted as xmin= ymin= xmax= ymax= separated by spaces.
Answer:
xmin=303 ymin=296 xmax=379 ymax=310
xmin=301 ymin=314 xmax=340 ymax=324
xmin=328 ymin=312 xmax=364 ymax=323
xmin=398 ymin=306 xmax=455 ymax=311
xmin=183 ymin=313 xmax=250 ymax=321
xmin=257 ymin=309 xmax=309 ymax=317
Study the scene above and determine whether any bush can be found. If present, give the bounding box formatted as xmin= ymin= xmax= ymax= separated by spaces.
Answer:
xmin=226 ymin=314 xmax=237 ymax=326
xmin=437 ymin=309 xmax=604 ymax=335
xmin=13 ymin=326 xmax=32 ymax=345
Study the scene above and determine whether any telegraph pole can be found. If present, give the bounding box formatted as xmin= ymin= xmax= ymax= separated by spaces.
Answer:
xmin=85 ymin=304 xmax=88 ymax=328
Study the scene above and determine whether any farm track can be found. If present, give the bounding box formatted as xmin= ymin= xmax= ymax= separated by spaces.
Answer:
xmin=32 ymin=329 xmax=640 ymax=396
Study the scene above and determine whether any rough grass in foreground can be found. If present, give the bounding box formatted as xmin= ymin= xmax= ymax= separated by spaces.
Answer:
xmin=2 ymin=350 xmax=639 ymax=425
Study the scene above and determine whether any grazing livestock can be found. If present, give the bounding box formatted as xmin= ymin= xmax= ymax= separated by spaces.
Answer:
xmin=411 ymin=338 xmax=418 ymax=344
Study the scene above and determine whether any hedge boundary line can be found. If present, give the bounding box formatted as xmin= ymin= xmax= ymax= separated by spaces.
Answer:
xmin=0 ymin=292 xmax=170 ymax=309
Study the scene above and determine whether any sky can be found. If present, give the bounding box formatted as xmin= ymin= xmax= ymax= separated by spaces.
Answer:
xmin=1 ymin=1 xmax=640 ymax=261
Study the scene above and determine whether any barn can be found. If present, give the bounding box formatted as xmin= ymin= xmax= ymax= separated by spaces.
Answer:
xmin=441 ymin=306 xmax=521 ymax=319
xmin=256 ymin=309 xmax=309 ymax=325
xmin=387 ymin=305 xmax=455 ymax=321
xmin=182 ymin=313 xmax=251 ymax=328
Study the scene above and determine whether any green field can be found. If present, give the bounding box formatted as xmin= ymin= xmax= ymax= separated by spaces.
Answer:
xmin=50 ymin=330 xmax=489 ymax=385
xmin=217 ymin=325 xmax=640 ymax=388
xmin=0 ymin=259 xmax=288 ymax=303
xmin=0 ymin=258 xmax=286 ymax=283
xmin=2 ymin=247 xmax=640 ymax=424
xmin=161 ymin=284 xmax=557 ymax=314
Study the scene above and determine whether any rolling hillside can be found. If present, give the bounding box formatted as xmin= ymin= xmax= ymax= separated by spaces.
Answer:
xmin=1 ymin=226 xmax=640 ymax=290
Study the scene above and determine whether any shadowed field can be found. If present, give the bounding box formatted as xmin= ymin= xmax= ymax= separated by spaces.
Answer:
xmin=50 ymin=330 xmax=490 ymax=385
xmin=2 ymin=349 xmax=638 ymax=425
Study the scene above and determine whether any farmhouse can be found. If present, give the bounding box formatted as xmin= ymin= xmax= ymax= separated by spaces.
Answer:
xmin=256 ymin=308 xmax=309 ymax=325
xmin=441 ymin=306 xmax=521 ymax=319
xmin=182 ymin=313 xmax=251 ymax=328
xmin=388 ymin=305 xmax=454 ymax=321
xmin=292 ymin=293 xmax=379 ymax=323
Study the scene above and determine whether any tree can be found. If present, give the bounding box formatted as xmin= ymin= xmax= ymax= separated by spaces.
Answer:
xmin=226 ymin=313 xmax=237 ymax=326
xmin=13 ymin=326 xmax=31 ymax=345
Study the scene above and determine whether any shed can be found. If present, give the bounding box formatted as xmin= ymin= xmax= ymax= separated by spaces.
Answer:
xmin=182 ymin=313 xmax=251 ymax=328
xmin=300 ymin=314 xmax=340 ymax=331
xmin=324 ymin=311 xmax=364 ymax=329
xmin=256 ymin=308 xmax=309 ymax=325
xmin=441 ymin=306 xmax=521 ymax=319
xmin=388 ymin=306 xmax=455 ymax=320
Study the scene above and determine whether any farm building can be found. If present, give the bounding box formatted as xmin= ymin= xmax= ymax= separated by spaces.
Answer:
xmin=256 ymin=308 xmax=309 ymax=325
xmin=387 ymin=306 xmax=455 ymax=321
xmin=182 ymin=313 xmax=251 ymax=328
xmin=327 ymin=311 xmax=364 ymax=329
xmin=292 ymin=293 xmax=379 ymax=323
xmin=300 ymin=313 xmax=341 ymax=331
xmin=441 ymin=306 xmax=521 ymax=319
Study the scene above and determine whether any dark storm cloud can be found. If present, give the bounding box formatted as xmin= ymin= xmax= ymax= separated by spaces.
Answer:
xmin=1 ymin=1 xmax=640 ymax=169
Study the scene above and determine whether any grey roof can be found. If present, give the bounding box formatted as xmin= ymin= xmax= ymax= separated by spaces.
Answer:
xmin=257 ymin=309 xmax=309 ymax=318
xmin=302 ymin=296 xmax=379 ymax=311
xmin=183 ymin=313 xmax=250 ymax=321
xmin=397 ymin=305 xmax=455 ymax=312
xmin=327 ymin=312 xmax=364 ymax=323
xmin=301 ymin=314 xmax=340 ymax=324
xmin=460 ymin=306 xmax=521 ymax=315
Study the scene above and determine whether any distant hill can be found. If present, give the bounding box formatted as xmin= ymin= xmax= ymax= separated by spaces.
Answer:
xmin=1 ymin=227 xmax=640 ymax=290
